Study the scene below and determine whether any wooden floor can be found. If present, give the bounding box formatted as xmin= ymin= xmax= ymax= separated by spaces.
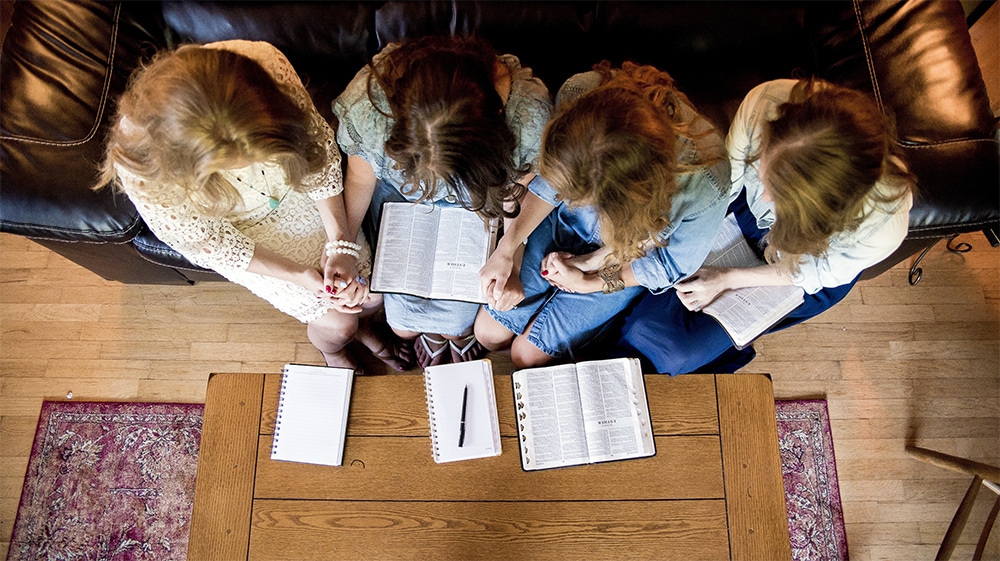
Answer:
xmin=1 ymin=231 xmax=998 ymax=560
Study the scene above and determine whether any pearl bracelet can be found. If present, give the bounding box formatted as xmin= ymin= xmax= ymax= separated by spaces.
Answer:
xmin=325 ymin=240 xmax=361 ymax=254
xmin=326 ymin=246 xmax=360 ymax=259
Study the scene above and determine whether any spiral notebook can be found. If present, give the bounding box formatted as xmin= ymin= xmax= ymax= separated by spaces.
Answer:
xmin=423 ymin=359 xmax=502 ymax=463
xmin=270 ymin=363 xmax=354 ymax=467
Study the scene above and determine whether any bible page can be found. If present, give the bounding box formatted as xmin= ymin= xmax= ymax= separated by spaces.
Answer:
xmin=514 ymin=363 xmax=590 ymax=470
xmin=575 ymin=358 xmax=654 ymax=462
xmin=428 ymin=207 xmax=497 ymax=303
xmin=700 ymin=213 xmax=804 ymax=348
xmin=371 ymin=203 xmax=440 ymax=296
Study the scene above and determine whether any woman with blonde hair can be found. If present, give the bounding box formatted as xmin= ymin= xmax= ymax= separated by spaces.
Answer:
xmin=332 ymin=35 xmax=552 ymax=367
xmin=616 ymin=78 xmax=914 ymax=374
xmin=98 ymin=40 xmax=412 ymax=372
xmin=474 ymin=62 xmax=731 ymax=368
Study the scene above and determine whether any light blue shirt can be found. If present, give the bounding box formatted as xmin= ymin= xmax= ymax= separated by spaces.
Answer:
xmin=529 ymin=72 xmax=731 ymax=293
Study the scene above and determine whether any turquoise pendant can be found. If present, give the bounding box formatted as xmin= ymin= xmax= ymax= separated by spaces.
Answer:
xmin=268 ymin=197 xmax=280 ymax=209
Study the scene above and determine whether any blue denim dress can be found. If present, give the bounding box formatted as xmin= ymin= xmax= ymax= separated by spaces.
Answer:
xmin=487 ymin=91 xmax=731 ymax=359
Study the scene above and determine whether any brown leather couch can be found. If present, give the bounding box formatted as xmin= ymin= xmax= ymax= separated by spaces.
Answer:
xmin=2 ymin=0 xmax=997 ymax=285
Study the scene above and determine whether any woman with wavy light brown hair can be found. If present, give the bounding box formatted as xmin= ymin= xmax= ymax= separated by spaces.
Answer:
xmin=617 ymin=78 xmax=914 ymax=375
xmin=332 ymin=35 xmax=553 ymax=368
xmin=97 ymin=41 xmax=412 ymax=372
xmin=474 ymin=61 xmax=731 ymax=368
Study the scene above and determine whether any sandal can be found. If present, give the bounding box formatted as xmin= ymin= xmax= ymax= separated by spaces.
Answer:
xmin=449 ymin=334 xmax=488 ymax=363
xmin=415 ymin=334 xmax=450 ymax=369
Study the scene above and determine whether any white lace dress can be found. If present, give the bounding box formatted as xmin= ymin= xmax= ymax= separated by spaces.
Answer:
xmin=118 ymin=40 xmax=369 ymax=323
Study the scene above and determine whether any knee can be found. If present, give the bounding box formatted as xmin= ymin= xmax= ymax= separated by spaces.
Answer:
xmin=308 ymin=312 xmax=358 ymax=347
xmin=474 ymin=311 xmax=514 ymax=351
xmin=510 ymin=337 xmax=554 ymax=369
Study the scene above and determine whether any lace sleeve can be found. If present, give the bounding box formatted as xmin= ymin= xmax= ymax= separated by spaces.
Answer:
xmin=118 ymin=169 xmax=255 ymax=273
xmin=208 ymin=40 xmax=343 ymax=201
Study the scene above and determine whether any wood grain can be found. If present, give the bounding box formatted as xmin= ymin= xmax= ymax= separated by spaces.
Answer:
xmin=255 ymin=435 xmax=724 ymax=501
xmin=248 ymin=500 xmax=730 ymax=561
xmin=187 ymin=373 xmax=264 ymax=561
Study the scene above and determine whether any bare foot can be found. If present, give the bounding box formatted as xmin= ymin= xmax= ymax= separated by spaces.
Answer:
xmin=356 ymin=317 xmax=415 ymax=372
xmin=321 ymin=347 xmax=364 ymax=375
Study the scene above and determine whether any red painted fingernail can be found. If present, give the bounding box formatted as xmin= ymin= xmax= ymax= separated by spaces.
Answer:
xmin=541 ymin=270 xmax=548 ymax=276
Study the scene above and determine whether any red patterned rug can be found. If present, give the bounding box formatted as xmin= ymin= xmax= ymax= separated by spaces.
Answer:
xmin=7 ymin=401 xmax=203 ymax=561
xmin=9 ymin=399 xmax=842 ymax=561
xmin=777 ymin=399 xmax=849 ymax=561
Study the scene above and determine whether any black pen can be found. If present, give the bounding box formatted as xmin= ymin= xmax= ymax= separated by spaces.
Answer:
xmin=458 ymin=384 xmax=468 ymax=447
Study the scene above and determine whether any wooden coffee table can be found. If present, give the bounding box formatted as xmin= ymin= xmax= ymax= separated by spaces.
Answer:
xmin=188 ymin=372 xmax=791 ymax=560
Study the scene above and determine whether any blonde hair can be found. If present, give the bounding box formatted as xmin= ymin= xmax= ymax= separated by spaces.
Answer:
xmin=540 ymin=61 xmax=716 ymax=265
xmin=96 ymin=45 xmax=327 ymax=216
xmin=368 ymin=36 xmax=529 ymax=219
xmin=757 ymin=78 xmax=914 ymax=270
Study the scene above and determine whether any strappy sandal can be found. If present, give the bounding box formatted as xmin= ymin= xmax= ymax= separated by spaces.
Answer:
xmin=415 ymin=334 xmax=450 ymax=369
xmin=449 ymin=334 xmax=488 ymax=363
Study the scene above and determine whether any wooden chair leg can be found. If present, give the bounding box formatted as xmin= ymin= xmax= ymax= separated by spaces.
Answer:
xmin=938 ymin=476 xmax=983 ymax=561
xmin=972 ymin=495 xmax=1000 ymax=561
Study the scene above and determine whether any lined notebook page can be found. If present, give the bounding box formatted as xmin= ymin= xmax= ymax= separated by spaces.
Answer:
xmin=424 ymin=359 xmax=501 ymax=463
xmin=271 ymin=364 xmax=353 ymax=467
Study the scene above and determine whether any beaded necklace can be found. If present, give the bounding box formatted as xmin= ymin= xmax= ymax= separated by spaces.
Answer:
xmin=232 ymin=164 xmax=281 ymax=209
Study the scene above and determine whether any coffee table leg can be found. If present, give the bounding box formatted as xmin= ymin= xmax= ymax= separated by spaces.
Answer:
xmin=188 ymin=373 xmax=265 ymax=561
xmin=717 ymin=373 xmax=792 ymax=561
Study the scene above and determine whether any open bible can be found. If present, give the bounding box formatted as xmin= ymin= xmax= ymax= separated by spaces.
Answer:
xmin=698 ymin=213 xmax=805 ymax=349
xmin=512 ymin=358 xmax=655 ymax=471
xmin=371 ymin=202 xmax=499 ymax=303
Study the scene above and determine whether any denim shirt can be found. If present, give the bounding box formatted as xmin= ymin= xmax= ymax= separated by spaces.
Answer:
xmin=529 ymin=71 xmax=731 ymax=293
xmin=727 ymin=80 xmax=913 ymax=294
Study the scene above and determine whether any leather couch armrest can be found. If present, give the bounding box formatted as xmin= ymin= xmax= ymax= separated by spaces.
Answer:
xmin=0 ymin=0 xmax=167 ymax=242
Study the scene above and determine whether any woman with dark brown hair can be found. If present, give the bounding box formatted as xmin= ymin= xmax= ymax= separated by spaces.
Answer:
xmin=332 ymin=35 xmax=553 ymax=367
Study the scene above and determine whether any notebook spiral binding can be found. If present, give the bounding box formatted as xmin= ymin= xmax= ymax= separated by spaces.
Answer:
xmin=424 ymin=374 xmax=440 ymax=459
xmin=271 ymin=366 xmax=290 ymax=456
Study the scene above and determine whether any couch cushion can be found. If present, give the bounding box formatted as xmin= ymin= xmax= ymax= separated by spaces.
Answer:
xmin=161 ymin=0 xmax=377 ymax=121
xmin=0 ymin=0 xmax=166 ymax=242
xmin=807 ymin=0 xmax=999 ymax=236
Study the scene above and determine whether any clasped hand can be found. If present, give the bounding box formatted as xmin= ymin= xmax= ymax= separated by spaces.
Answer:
xmin=479 ymin=249 xmax=525 ymax=312
xmin=541 ymin=251 xmax=597 ymax=294
xmin=674 ymin=266 xmax=731 ymax=312
xmin=315 ymin=251 xmax=370 ymax=313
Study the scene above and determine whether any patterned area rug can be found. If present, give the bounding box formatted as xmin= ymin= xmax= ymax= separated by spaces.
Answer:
xmin=9 ymin=399 xmax=843 ymax=561
xmin=777 ymin=399 xmax=849 ymax=561
xmin=8 ymin=401 xmax=203 ymax=561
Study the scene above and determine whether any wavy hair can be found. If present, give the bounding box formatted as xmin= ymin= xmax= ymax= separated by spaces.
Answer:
xmin=368 ymin=35 xmax=529 ymax=219
xmin=96 ymin=45 xmax=327 ymax=216
xmin=756 ymin=78 xmax=914 ymax=270
xmin=540 ymin=61 xmax=711 ymax=264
